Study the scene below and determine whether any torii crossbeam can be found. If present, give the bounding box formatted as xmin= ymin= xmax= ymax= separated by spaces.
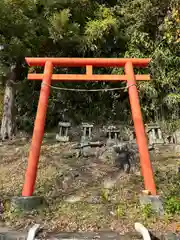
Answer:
xmin=22 ymin=57 xmax=157 ymax=197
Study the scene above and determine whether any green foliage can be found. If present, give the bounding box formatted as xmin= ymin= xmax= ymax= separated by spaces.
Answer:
xmin=49 ymin=9 xmax=80 ymax=42
xmin=101 ymin=189 xmax=110 ymax=202
xmin=141 ymin=203 xmax=154 ymax=219
xmin=165 ymin=196 xmax=180 ymax=214
xmin=163 ymin=8 xmax=180 ymax=44
xmin=84 ymin=6 xmax=118 ymax=50
xmin=116 ymin=204 xmax=125 ymax=218
xmin=159 ymin=119 xmax=180 ymax=134
xmin=0 ymin=0 xmax=179 ymax=129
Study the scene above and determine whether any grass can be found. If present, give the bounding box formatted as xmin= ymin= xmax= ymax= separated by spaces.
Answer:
xmin=0 ymin=136 xmax=180 ymax=235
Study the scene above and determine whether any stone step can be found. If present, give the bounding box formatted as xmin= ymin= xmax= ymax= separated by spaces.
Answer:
xmin=0 ymin=228 xmax=27 ymax=240
xmin=0 ymin=228 xmax=179 ymax=240
xmin=46 ymin=231 xmax=142 ymax=240
xmin=0 ymin=229 xmax=142 ymax=240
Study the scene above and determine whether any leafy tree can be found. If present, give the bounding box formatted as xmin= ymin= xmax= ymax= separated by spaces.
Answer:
xmin=0 ymin=0 xmax=51 ymax=139
xmin=113 ymin=0 xmax=180 ymax=122
xmin=0 ymin=0 xmax=179 ymax=136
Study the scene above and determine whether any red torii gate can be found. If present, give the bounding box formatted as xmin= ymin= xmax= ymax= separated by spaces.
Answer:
xmin=22 ymin=57 xmax=157 ymax=197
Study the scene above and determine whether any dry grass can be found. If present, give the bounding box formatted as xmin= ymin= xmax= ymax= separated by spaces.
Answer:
xmin=0 ymin=137 xmax=179 ymax=235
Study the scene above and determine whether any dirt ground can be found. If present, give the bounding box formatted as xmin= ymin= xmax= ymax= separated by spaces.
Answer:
xmin=0 ymin=136 xmax=179 ymax=236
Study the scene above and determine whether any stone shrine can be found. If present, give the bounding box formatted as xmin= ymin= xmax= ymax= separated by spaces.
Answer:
xmin=105 ymin=125 xmax=120 ymax=145
xmin=146 ymin=123 xmax=164 ymax=145
xmin=81 ymin=123 xmax=94 ymax=142
xmin=173 ymin=130 xmax=180 ymax=144
xmin=129 ymin=127 xmax=136 ymax=143
xmin=56 ymin=122 xmax=71 ymax=142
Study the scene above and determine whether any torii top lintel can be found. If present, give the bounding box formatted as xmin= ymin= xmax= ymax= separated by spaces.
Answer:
xmin=25 ymin=57 xmax=151 ymax=67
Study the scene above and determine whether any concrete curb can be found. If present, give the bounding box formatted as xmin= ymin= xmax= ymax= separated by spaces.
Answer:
xmin=0 ymin=225 xmax=179 ymax=240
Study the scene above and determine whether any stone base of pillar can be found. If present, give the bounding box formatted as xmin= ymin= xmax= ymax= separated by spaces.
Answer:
xmin=139 ymin=194 xmax=164 ymax=216
xmin=11 ymin=196 xmax=44 ymax=211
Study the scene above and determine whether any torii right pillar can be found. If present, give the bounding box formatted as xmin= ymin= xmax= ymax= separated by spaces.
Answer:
xmin=125 ymin=61 xmax=157 ymax=195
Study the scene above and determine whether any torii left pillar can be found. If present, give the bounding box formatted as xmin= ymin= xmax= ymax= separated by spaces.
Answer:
xmin=11 ymin=61 xmax=53 ymax=211
xmin=22 ymin=61 xmax=53 ymax=196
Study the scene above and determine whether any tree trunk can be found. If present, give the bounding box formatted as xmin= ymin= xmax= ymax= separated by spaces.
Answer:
xmin=0 ymin=66 xmax=16 ymax=141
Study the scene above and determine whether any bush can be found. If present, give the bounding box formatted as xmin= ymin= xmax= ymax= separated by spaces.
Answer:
xmin=165 ymin=196 xmax=180 ymax=215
